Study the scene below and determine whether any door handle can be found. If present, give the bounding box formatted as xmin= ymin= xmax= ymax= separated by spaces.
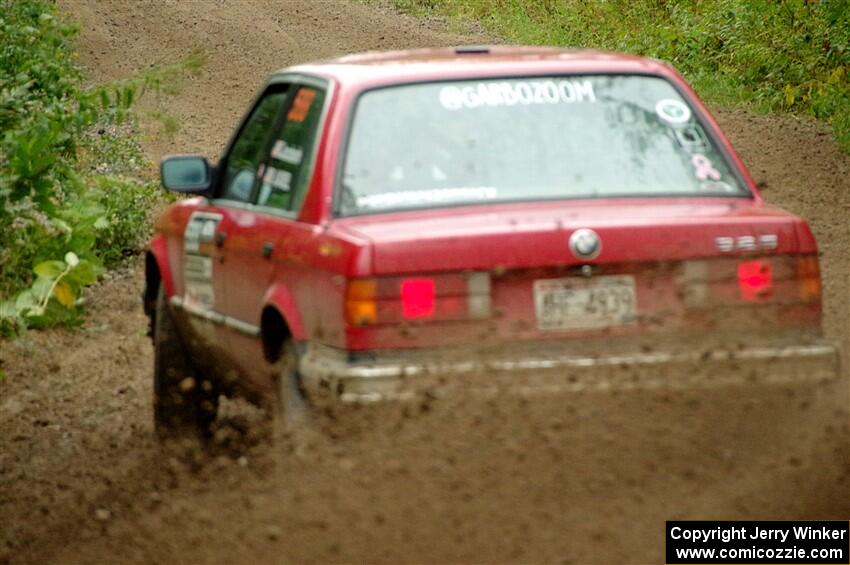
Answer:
xmin=214 ymin=231 xmax=227 ymax=247
xmin=262 ymin=242 xmax=274 ymax=259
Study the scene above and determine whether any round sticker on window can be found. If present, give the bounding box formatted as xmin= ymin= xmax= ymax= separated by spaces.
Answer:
xmin=655 ymin=98 xmax=692 ymax=124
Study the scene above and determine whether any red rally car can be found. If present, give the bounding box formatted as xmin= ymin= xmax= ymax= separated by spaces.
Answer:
xmin=144 ymin=46 xmax=838 ymax=436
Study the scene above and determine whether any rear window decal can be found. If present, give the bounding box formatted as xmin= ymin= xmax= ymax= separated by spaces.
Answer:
xmin=691 ymin=153 xmax=721 ymax=181
xmin=356 ymin=186 xmax=498 ymax=209
xmin=674 ymin=125 xmax=708 ymax=151
xmin=439 ymin=79 xmax=596 ymax=111
xmin=655 ymin=98 xmax=691 ymax=124
xmin=699 ymin=180 xmax=735 ymax=192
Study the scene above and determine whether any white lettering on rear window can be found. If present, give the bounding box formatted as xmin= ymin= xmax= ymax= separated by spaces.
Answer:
xmin=439 ymin=80 xmax=596 ymax=111
xmin=356 ymin=186 xmax=498 ymax=209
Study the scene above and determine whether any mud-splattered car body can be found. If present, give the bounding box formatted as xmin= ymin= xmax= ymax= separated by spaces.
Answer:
xmin=144 ymin=46 xmax=838 ymax=409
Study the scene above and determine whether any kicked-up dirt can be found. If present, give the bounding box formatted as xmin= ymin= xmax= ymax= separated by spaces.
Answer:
xmin=1 ymin=1 xmax=849 ymax=564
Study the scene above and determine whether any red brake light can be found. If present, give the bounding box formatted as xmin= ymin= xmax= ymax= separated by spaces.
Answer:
xmin=346 ymin=273 xmax=490 ymax=326
xmin=401 ymin=278 xmax=436 ymax=319
xmin=737 ymin=260 xmax=773 ymax=301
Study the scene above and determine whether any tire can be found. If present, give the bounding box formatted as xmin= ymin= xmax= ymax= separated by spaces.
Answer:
xmin=152 ymin=284 xmax=218 ymax=440
xmin=274 ymin=340 xmax=312 ymax=433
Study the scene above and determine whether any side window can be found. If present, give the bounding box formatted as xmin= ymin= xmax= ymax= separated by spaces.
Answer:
xmin=220 ymin=89 xmax=288 ymax=202
xmin=257 ymin=86 xmax=326 ymax=213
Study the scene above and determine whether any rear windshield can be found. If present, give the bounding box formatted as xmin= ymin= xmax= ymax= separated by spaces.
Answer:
xmin=339 ymin=75 xmax=748 ymax=215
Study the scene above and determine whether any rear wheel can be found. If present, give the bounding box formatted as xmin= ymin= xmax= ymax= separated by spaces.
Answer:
xmin=274 ymin=340 xmax=311 ymax=429
xmin=153 ymin=284 xmax=218 ymax=440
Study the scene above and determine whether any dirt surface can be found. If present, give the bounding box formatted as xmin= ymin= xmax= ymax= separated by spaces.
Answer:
xmin=2 ymin=1 xmax=850 ymax=564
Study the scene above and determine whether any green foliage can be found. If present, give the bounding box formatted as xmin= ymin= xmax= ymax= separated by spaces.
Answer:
xmin=0 ymin=0 xmax=91 ymax=308
xmin=389 ymin=0 xmax=850 ymax=151
xmin=0 ymin=252 xmax=101 ymax=335
xmin=116 ymin=48 xmax=207 ymax=98
xmin=0 ymin=0 xmax=197 ymax=336
xmin=91 ymin=176 xmax=164 ymax=266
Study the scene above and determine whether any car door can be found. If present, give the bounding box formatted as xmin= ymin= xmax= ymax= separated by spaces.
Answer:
xmin=215 ymin=80 xmax=329 ymax=390
xmin=192 ymin=84 xmax=292 ymax=386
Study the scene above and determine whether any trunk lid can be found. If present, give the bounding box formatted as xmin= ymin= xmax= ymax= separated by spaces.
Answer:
xmin=339 ymin=198 xmax=810 ymax=274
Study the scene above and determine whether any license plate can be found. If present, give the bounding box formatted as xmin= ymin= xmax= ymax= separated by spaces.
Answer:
xmin=534 ymin=275 xmax=637 ymax=330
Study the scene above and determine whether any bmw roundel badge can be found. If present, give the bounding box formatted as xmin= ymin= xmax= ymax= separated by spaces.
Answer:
xmin=569 ymin=229 xmax=601 ymax=260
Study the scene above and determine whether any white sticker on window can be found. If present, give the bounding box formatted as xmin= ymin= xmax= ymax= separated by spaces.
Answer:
xmin=439 ymin=80 xmax=596 ymax=111
xmin=271 ymin=140 xmax=303 ymax=165
xmin=356 ymin=186 xmax=498 ymax=209
xmin=655 ymin=98 xmax=692 ymax=124
xmin=263 ymin=166 xmax=292 ymax=192
xmin=700 ymin=180 xmax=735 ymax=192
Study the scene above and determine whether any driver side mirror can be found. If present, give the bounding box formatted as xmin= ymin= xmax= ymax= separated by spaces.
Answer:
xmin=160 ymin=155 xmax=214 ymax=196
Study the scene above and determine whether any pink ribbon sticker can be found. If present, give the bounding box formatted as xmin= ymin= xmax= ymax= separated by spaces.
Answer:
xmin=691 ymin=153 xmax=721 ymax=181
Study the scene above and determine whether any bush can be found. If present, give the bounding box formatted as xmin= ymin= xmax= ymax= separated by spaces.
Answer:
xmin=391 ymin=0 xmax=850 ymax=151
xmin=0 ymin=0 xmax=173 ymax=336
xmin=91 ymin=175 xmax=164 ymax=266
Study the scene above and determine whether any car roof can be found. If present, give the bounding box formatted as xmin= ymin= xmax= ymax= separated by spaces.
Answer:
xmin=279 ymin=45 xmax=673 ymax=88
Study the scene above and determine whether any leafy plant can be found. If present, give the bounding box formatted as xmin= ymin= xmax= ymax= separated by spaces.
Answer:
xmin=90 ymin=176 xmax=165 ymax=266
xmin=0 ymin=252 xmax=101 ymax=333
xmin=0 ymin=0 xmax=202 ymax=336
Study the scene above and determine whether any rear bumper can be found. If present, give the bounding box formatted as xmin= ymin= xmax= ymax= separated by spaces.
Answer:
xmin=299 ymin=336 xmax=840 ymax=404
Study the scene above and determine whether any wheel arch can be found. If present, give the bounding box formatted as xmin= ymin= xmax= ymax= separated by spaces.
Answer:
xmin=144 ymin=252 xmax=161 ymax=317
xmin=144 ymin=235 xmax=173 ymax=336
xmin=260 ymin=283 xmax=306 ymax=363
xmin=145 ymin=234 xmax=174 ymax=300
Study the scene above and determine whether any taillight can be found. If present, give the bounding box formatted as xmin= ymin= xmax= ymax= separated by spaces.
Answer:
xmin=682 ymin=254 xmax=821 ymax=307
xmin=345 ymin=279 xmax=378 ymax=326
xmin=400 ymin=278 xmax=435 ymax=319
xmin=345 ymin=273 xmax=491 ymax=326
xmin=737 ymin=260 xmax=773 ymax=302
xmin=796 ymin=255 xmax=821 ymax=303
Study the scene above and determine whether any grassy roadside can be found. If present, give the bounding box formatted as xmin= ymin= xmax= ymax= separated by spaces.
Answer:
xmin=0 ymin=0 xmax=201 ymax=336
xmin=387 ymin=0 xmax=850 ymax=152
